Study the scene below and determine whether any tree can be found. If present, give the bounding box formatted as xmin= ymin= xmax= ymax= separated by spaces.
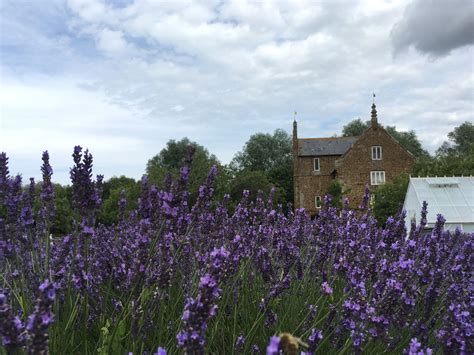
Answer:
xmin=342 ymin=118 xmax=369 ymax=136
xmin=413 ymin=154 xmax=474 ymax=177
xmin=50 ymin=184 xmax=74 ymax=236
xmin=99 ymin=176 xmax=140 ymax=225
xmin=231 ymin=129 xmax=292 ymax=171
xmin=444 ymin=121 xmax=474 ymax=156
xmin=385 ymin=126 xmax=429 ymax=158
xmin=342 ymin=119 xmax=429 ymax=158
xmin=102 ymin=176 xmax=139 ymax=200
xmin=230 ymin=129 xmax=293 ymax=205
xmin=229 ymin=170 xmax=281 ymax=206
xmin=29 ymin=182 xmax=74 ymax=237
xmin=146 ymin=138 xmax=229 ymax=203
xmin=373 ymin=173 xmax=409 ymax=225
xmin=414 ymin=121 xmax=474 ymax=177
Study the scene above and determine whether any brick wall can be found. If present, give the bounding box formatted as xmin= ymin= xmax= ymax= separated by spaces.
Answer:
xmin=294 ymin=155 xmax=339 ymax=214
xmin=294 ymin=125 xmax=415 ymax=213
xmin=337 ymin=126 xmax=415 ymax=207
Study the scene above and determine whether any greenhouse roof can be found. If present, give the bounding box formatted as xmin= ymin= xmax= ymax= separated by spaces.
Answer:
xmin=403 ymin=176 xmax=474 ymax=225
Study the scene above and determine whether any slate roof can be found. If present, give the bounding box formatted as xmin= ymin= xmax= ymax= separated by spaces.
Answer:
xmin=298 ymin=137 xmax=358 ymax=156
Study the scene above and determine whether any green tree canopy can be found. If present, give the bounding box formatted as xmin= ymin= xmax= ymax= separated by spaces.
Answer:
xmin=414 ymin=121 xmax=474 ymax=177
xmin=342 ymin=118 xmax=368 ymax=137
xmin=27 ymin=182 xmax=74 ymax=237
xmin=385 ymin=126 xmax=429 ymax=159
xmin=102 ymin=176 xmax=138 ymax=200
xmin=229 ymin=170 xmax=281 ymax=205
xmin=438 ymin=121 xmax=474 ymax=156
xmin=372 ymin=172 xmax=410 ymax=226
xmin=50 ymin=184 xmax=74 ymax=236
xmin=146 ymin=138 xmax=229 ymax=203
xmin=230 ymin=129 xmax=293 ymax=205
xmin=231 ymin=129 xmax=292 ymax=171
xmin=99 ymin=176 xmax=141 ymax=225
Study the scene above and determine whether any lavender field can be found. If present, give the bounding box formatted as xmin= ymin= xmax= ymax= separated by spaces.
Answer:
xmin=0 ymin=147 xmax=472 ymax=354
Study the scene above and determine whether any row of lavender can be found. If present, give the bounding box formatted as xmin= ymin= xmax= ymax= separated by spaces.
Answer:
xmin=0 ymin=147 xmax=472 ymax=354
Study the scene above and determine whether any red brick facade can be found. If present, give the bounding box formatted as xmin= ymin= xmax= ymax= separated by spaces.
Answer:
xmin=293 ymin=104 xmax=415 ymax=214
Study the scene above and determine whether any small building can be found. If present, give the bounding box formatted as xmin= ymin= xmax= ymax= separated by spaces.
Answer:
xmin=403 ymin=176 xmax=474 ymax=233
xmin=293 ymin=103 xmax=415 ymax=214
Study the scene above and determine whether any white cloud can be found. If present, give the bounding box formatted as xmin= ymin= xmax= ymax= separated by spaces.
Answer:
xmin=95 ymin=28 xmax=130 ymax=53
xmin=1 ymin=0 xmax=472 ymax=183
xmin=67 ymin=0 xmax=111 ymax=23
xmin=172 ymin=105 xmax=185 ymax=112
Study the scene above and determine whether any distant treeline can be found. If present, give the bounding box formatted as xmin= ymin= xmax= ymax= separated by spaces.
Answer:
xmin=24 ymin=121 xmax=474 ymax=234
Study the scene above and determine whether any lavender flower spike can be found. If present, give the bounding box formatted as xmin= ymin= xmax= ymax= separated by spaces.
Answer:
xmin=153 ymin=347 xmax=167 ymax=355
xmin=406 ymin=337 xmax=433 ymax=355
xmin=266 ymin=335 xmax=281 ymax=355
xmin=0 ymin=289 xmax=26 ymax=350
xmin=27 ymin=279 xmax=56 ymax=354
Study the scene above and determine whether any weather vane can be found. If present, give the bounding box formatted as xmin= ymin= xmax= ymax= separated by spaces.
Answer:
xmin=373 ymin=92 xmax=376 ymax=104
xmin=294 ymin=111 xmax=297 ymax=120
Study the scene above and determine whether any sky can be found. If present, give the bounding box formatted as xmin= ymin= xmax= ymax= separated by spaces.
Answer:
xmin=1 ymin=0 xmax=473 ymax=184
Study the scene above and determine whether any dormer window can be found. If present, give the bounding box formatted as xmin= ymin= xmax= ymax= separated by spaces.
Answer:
xmin=372 ymin=146 xmax=382 ymax=160
xmin=314 ymin=158 xmax=320 ymax=171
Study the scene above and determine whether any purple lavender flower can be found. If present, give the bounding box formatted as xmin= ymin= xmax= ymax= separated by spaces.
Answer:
xmin=70 ymin=146 xmax=100 ymax=220
xmin=118 ymin=189 xmax=127 ymax=220
xmin=302 ymin=304 xmax=318 ymax=333
xmin=264 ymin=309 xmax=278 ymax=328
xmin=2 ymin=146 xmax=474 ymax=354
xmin=406 ymin=337 xmax=432 ymax=355
xmin=266 ymin=335 xmax=281 ymax=355
xmin=40 ymin=151 xmax=54 ymax=209
xmin=153 ymin=346 xmax=167 ymax=355
xmin=177 ymin=274 xmax=220 ymax=353
xmin=0 ymin=152 xmax=9 ymax=197
xmin=0 ymin=289 xmax=26 ymax=350
xmin=322 ymin=281 xmax=333 ymax=295
xmin=307 ymin=328 xmax=323 ymax=353
xmin=235 ymin=333 xmax=245 ymax=353
xmin=26 ymin=280 xmax=56 ymax=354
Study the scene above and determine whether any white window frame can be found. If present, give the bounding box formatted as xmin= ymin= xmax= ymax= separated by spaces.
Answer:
xmin=313 ymin=158 xmax=320 ymax=171
xmin=315 ymin=196 xmax=322 ymax=209
xmin=370 ymin=171 xmax=385 ymax=185
xmin=372 ymin=146 xmax=382 ymax=160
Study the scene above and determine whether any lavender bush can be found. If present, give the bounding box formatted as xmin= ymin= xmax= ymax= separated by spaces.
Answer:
xmin=0 ymin=147 xmax=472 ymax=354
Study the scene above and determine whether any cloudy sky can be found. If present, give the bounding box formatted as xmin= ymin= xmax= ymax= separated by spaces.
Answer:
xmin=1 ymin=0 xmax=473 ymax=184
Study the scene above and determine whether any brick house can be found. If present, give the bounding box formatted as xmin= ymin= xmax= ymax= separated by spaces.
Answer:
xmin=292 ymin=104 xmax=415 ymax=214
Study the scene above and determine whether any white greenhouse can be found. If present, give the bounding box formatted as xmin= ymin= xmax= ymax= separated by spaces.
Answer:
xmin=403 ymin=176 xmax=474 ymax=233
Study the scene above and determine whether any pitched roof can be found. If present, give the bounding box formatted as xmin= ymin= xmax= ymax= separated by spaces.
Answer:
xmin=298 ymin=136 xmax=358 ymax=156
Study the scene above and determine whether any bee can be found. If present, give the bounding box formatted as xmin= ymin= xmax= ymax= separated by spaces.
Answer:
xmin=279 ymin=333 xmax=308 ymax=355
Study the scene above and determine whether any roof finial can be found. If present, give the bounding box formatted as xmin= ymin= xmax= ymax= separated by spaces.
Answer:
xmin=293 ymin=111 xmax=297 ymax=122
xmin=371 ymin=93 xmax=378 ymax=128
xmin=292 ymin=111 xmax=298 ymax=140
